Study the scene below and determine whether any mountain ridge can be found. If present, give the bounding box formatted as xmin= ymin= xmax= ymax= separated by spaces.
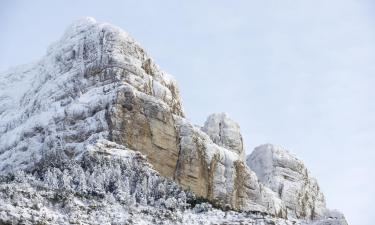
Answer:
xmin=0 ymin=17 xmax=347 ymax=225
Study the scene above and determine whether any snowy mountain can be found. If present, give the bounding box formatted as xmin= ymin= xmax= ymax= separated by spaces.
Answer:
xmin=0 ymin=18 xmax=348 ymax=225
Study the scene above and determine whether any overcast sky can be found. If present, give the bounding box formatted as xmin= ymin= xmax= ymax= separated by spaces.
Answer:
xmin=1 ymin=1 xmax=374 ymax=224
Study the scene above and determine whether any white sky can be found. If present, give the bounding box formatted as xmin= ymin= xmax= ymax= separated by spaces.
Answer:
xmin=1 ymin=1 xmax=374 ymax=224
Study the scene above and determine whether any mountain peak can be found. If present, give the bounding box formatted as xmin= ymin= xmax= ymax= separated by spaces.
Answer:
xmin=0 ymin=19 xmax=347 ymax=225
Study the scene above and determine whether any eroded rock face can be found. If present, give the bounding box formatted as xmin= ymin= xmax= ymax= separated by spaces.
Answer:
xmin=246 ymin=144 xmax=327 ymax=220
xmin=0 ymin=17 xmax=347 ymax=224
xmin=174 ymin=117 xmax=286 ymax=216
xmin=0 ymin=18 xmax=266 ymax=213
xmin=202 ymin=113 xmax=245 ymax=159
xmin=108 ymin=87 xmax=180 ymax=178
xmin=0 ymin=17 xmax=183 ymax=179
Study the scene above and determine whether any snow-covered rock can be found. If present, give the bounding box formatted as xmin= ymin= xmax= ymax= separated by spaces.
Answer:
xmin=202 ymin=113 xmax=245 ymax=159
xmin=174 ymin=117 xmax=286 ymax=216
xmin=246 ymin=144 xmax=327 ymax=220
xmin=0 ymin=17 xmax=347 ymax=224
xmin=0 ymin=17 xmax=184 ymax=177
xmin=0 ymin=139 xmax=190 ymax=224
xmin=0 ymin=139 xmax=346 ymax=225
xmin=0 ymin=17 xmax=270 ymax=213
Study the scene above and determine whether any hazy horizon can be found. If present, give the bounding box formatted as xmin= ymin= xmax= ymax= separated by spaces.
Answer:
xmin=1 ymin=1 xmax=374 ymax=225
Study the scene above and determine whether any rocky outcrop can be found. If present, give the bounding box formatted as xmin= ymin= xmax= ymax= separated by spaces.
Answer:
xmin=246 ymin=144 xmax=327 ymax=220
xmin=0 ymin=17 xmax=182 ymax=174
xmin=0 ymin=17 xmax=272 ymax=214
xmin=0 ymin=17 xmax=347 ymax=224
xmin=202 ymin=113 xmax=245 ymax=159
xmin=174 ymin=117 xmax=286 ymax=216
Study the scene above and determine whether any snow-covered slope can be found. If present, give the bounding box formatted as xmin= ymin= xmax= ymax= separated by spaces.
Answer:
xmin=0 ymin=139 xmax=346 ymax=225
xmin=0 ymin=17 xmax=183 ymax=173
xmin=0 ymin=139 xmax=189 ymax=224
xmin=0 ymin=17 xmax=347 ymax=225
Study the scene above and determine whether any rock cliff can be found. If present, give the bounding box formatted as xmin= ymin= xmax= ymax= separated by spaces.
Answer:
xmin=247 ymin=144 xmax=327 ymax=219
xmin=0 ymin=18 xmax=347 ymax=225
xmin=202 ymin=113 xmax=245 ymax=159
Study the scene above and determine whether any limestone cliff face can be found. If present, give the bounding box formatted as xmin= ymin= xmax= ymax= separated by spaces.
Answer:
xmin=174 ymin=117 xmax=285 ymax=215
xmin=0 ymin=18 xmax=347 ymax=224
xmin=247 ymin=144 xmax=327 ymax=220
xmin=202 ymin=113 xmax=245 ymax=160
xmin=0 ymin=17 xmax=183 ymax=179
xmin=0 ymin=17 xmax=271 ymax=214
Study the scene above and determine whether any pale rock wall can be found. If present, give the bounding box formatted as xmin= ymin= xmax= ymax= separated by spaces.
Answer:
xmin=174 ymin=117 xmax=286 ymax=216
xmin=202 ymin=113 xmax=245 ymax=160
xmin=247 ymin=144 xmax=327 ymax=220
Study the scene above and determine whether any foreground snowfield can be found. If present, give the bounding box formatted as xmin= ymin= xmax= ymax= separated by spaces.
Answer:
xmin=0 ymin=18 xmax=348 ymax=225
